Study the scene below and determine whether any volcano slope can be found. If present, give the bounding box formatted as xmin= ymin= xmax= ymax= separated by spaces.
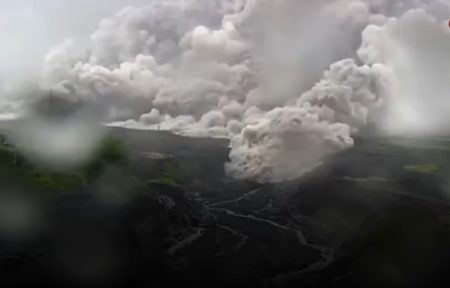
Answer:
xmin=2 ymin=126 xmax=450 ymax=287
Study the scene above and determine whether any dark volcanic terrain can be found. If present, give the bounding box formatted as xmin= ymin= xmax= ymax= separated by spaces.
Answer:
xmin=1 ymin=126 xmax=450 ymax=287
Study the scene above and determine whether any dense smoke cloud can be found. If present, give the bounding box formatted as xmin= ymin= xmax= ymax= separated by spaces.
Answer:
xmin=359 ymin=8 xmax=450 ymax=135
xmin=0 ymin=0 xmax=156 ymax=119
xmin=226 ymin=59 xmax=388 ymax=181
xmin=3 ymin=0 xmax=450 ymax=182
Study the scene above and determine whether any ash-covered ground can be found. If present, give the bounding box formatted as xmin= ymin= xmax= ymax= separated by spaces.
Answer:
xmin=1 ymin=125 xmax=450 ymax=287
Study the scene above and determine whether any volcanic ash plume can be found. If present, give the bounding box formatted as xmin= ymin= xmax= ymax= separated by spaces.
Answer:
xmin=359 ymin=9 xmax=450 ymax=136
xmin=226 ymin=59 xmax=388 ymax=182
xmin=36 ymin=0 xmax=450 ymax=182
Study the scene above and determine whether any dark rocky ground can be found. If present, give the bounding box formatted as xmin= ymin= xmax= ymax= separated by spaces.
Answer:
xmin=1 ymin=126 xmax=450 ymax=287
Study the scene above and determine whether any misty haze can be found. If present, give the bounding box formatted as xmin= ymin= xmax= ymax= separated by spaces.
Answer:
xmin=1 ymin=0 xmax=450 ymax=287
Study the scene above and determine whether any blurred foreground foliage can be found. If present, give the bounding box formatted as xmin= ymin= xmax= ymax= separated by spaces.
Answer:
xmin=0 ymin=136 xmax=128 ymax=193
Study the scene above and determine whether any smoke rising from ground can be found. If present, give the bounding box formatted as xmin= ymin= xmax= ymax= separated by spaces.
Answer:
xmin=2 ymin=0 xmax=450 ymax=182
xmin=360 ymin=8 xmax=450 ymax=136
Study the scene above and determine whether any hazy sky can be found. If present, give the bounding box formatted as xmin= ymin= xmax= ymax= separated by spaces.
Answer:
xmin=0 ymin=0 xmax=149 ymax=77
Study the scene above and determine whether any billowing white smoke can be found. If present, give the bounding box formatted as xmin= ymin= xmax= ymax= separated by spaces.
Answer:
xmin=35 ymin=0 xmax=450 ymax=182
xmin=359 ymin=8 xmax=450 ymax=136
xmin=226 ymin=59 xmax=389 ymax=181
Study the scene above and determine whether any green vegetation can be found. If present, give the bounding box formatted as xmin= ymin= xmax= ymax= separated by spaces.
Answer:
xmin=0 ymin=136 xmax=128 ymax=193
xmin=83 ymin=137 xmax=128 ymax=181
xmin=147 ymin=160 xmax=184 ymax=186
xmin=147 ymin=161 xmax=182 ymax=187
xmin=404 ymin=164 xmax=440 ymax=174
xmin=147 ymin=177 xmax=178 ymax=186
xmin=389 ymin=138 xmax=450 ymax=152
